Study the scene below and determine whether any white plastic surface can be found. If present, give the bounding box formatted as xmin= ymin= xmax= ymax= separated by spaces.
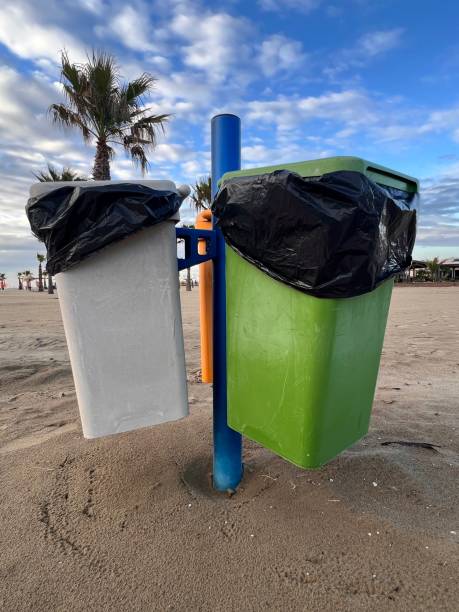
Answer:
xmin=33 ymin=180 xmax=189 ymax=438
xmin=29 ymin=179 xmax=191 ymax=200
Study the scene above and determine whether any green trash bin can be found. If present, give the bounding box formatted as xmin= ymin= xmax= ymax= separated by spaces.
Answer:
xmin=220 ymin=157 xmax=418 ymax=469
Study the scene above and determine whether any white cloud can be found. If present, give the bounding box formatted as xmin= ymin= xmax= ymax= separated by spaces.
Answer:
xmin=418 ymin=107 xmax=459 ymax=139
xmin=258 ymin=35 xmax=306 ymax=77
xmin=242 ymin=142 xmax=332 ymax=166
xmin=324 ymin=28 xmax=404 ymax=78
xmin=258 ymin=0 xmax=322 ymax=13
xmin=153 ymin=71 xmax=220 ymax=115
xmin=181 ymin=160 xmax=204 ymax=176
xmin=0 ymin=5 xmax=86 ymax=64
xmin=358 ymin=28 xmax=404 ymax=57
xmin=369 ymin=103 xmax=459 ymax=144
xmin=418 ymin=172 xmax=459 ymax=247
xmin=77 ymin=0 xmax=105 ymax=14
xmin=151 ymin=143 xmax=189 ymax=163
xmin=0 ymin=67 xmax=63 ymax=144
xmin=146 ymin=55 xmax=172 ymax=71
xmin=245 ymin=90 xmax=376 ymax=131
xmin=243 ymin=88 xmax=459 ymax=161
xmin=334 ymin=127 xmax=357 ymax=139
xmin=170 ymin=10 xmax=253 ymax=83
xmin=96 ymin=5 xmax=157 ymax=53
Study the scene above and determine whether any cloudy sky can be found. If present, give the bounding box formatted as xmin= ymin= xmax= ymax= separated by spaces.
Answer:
xmin=1 ymin=0 xmax=458 ymax=281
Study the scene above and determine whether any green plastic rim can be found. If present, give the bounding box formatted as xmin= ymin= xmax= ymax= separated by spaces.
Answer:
xmin=222 ymin=155 xmax=419 ymax=193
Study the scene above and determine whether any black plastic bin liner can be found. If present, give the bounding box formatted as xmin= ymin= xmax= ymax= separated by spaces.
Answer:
xmin=212 ymin=170 xmax=418 ymax=299
xmin=26 ymin=183 xmax=184 ymax=275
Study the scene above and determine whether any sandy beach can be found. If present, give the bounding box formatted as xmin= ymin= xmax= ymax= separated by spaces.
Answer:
xmin=0 ymin=286 xmax=458 ymax=611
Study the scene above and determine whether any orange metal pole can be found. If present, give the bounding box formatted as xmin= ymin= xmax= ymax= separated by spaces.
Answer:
xmin=195 ymin=210 xmax=213 ymax=382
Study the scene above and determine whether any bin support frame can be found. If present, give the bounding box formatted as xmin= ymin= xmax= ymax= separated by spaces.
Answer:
xmin=176 ymin=227 xmax=216 ymax=271
xmin=176 ymin=113 xmax=243 ymax=492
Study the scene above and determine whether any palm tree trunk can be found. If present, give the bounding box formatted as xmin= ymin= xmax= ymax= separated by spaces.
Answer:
xmin=47 ymin=273 xmax=54 ymax=294
xmin=38 ymin=263 xmax=43 ymax=292
xmin=93 ymin=139 xmax=111 ymax=180
xmin=186 ymin=268 xmax=192 ymax=291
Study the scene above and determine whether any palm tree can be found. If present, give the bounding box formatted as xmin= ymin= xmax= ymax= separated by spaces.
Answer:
xmin=426 ymin=257 xmax=440 ymax=282
xmin=190 ymin=177 xmax=212 ymax=211
xmin=36 ymin=253 xmax=54 ymax=295
xmin=17 ymin=272 xmax=23 ymax=290
xmin=34 ymin=163 xmax=86 ymax=182
xmin=47 ymin=272 xmax=54 ymax=295
xmin=49 ymin=51 xmax=169 ymax=180
xmin=37 ymin=254 xmax=45 ymax=292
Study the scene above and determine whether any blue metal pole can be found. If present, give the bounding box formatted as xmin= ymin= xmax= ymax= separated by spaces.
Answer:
xmin=211 ymin=114 xmax=243 ymax=492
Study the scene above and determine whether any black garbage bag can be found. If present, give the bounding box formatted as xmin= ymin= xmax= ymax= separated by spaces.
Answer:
xmin=26 ymin=183 xmax=184 ymax=275
xmin=212 ymin=170 xmax=418 ymax=299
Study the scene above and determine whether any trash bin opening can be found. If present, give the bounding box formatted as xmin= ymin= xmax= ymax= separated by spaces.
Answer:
xmin=212 ymin=170 xmax=418 ymax=299
xmin=26 ymin=182 xmax=186 ymax=275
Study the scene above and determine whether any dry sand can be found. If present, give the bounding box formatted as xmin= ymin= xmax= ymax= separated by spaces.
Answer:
xmin=0 ymin=286 xmax=458 ymax=611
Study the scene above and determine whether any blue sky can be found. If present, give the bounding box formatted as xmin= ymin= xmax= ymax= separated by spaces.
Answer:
xmin=0 ymin=0 xmax=458 ymax=280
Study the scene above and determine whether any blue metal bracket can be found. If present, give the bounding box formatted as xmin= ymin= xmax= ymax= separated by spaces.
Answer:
xmin=176 ymin=227 xmax=216 ymax=271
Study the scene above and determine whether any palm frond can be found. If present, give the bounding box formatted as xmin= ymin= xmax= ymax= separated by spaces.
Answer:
xmin=130 ymin=114 xmax=168 ymax=146
xmin=106 ymin=144 xmax=115 ymax=160
xmin=86 ymin=51 xmax=119 ymax=104
xmin=33 ymin=164 xmax=58 ymax=182
xmin=49 ymin=103 xmax=94 ymax=142
xmin=124 ymin=74 xmax=156 ymax=106
xmin=61 ymin=51 xmax=85 ymax=90
xmin=34 ymin=163 xmax=87 ymax=182
xmin=190 ymin=177 xmax=212 ymax=211
xmin=129 ymin=144 xmax=149 ymax=174
xmin=61 ymin=168 xmax=87 ymax=181
xmin=58 ymin=51 xmax=95 ymax=130
xmin=132 ymin=113 xmax=169 ymax=129
xmin=87 ymin=51 xmax=120 ymax=137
